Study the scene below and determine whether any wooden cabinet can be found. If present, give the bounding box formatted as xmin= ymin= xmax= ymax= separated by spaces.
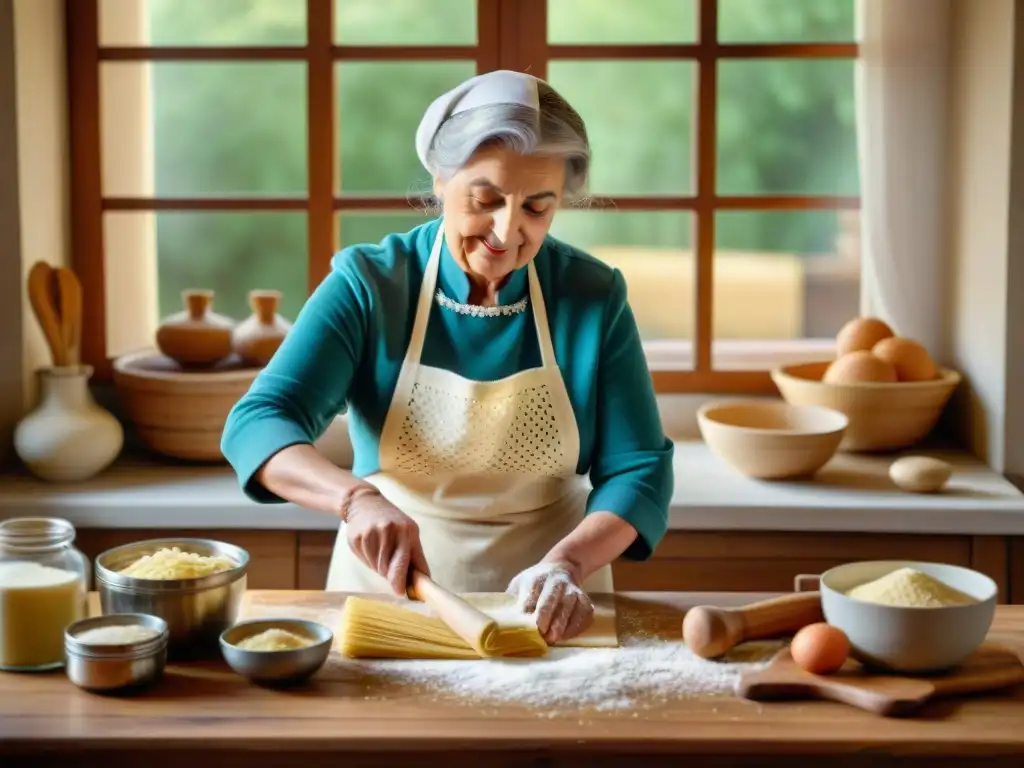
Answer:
xmin=613 ymin=532 xmax=1008 ymax=600
xmin=73 ymin=528 xmax=1016 ymax=603
xmin=1008 ymin=538 xmax=1024 ymax=604
xmin=297 ymin=531 xmax=335 ymax=589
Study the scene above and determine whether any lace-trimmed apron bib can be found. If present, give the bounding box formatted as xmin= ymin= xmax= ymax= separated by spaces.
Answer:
xmin=325 ymin=225 xmax=614 ymax=595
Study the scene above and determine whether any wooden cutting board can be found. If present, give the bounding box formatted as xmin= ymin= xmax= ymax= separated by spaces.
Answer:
xmin=736 ymin=643 xmax=1024 ymax=717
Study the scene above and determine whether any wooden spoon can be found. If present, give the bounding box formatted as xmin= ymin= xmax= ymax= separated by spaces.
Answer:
xmin=54 ymin=267 xmax=83 ymax=366
xmin=26 ymin=261 xmax=68 ymax=366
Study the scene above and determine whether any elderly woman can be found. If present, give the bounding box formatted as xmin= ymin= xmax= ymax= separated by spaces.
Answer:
xmin=221 ymin=69 xmax=674 ymax=644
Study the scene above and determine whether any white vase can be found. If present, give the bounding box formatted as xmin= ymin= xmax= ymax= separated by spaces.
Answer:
xmin=14 ymin=366 xmax=124 ymax=482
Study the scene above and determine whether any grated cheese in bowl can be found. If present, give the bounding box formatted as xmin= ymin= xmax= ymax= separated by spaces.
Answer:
xmin=118 ymin=546 xmax=236 ymax=580
xmin=234 ymin=628 xmax=315 ymax=652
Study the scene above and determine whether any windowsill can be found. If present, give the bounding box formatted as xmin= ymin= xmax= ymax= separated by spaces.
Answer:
xmin=1 ymin=440 xmax=1022 ymax=536
xmin=643 ymin=338 xmax=836 ymax=371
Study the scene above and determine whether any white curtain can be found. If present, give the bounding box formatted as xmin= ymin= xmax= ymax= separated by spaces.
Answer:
xmin=855 ymin=0 xmax=952 ymax=359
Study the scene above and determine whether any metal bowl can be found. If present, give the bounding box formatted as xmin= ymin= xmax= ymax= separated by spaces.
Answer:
xmin=65 ymin=613 xmax=168 ymax=693
xmin=94 ymin=538 xmax=248 ymax=660
xmin=220 ymin=618 xmax=333 ymax=686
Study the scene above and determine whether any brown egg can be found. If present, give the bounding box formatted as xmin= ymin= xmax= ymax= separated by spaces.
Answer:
xmin=790 ymin=622 xmax=850 ymax=675
xmin=822 ymin=351 xmax=898 ymax=384
xmin=835 ymin=316 xmax=895 ymax=357
xmin=872 ymin=337 xmax=938 ymax=382
xmin=889 ymin=455 xmax=952 ymax=493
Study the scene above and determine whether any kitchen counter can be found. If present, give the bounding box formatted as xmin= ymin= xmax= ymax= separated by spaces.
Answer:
xmin=2 ymin=590 xmax=1024 ymax=766
xmin=1 ymin=441 xmax=1023 ymax=536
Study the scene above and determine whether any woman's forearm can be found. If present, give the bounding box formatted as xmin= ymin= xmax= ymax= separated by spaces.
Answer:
xmin=542 ymin=511 xmax=638 ymax=583
xmin=255 ymin=443 xmax=377 ymax=519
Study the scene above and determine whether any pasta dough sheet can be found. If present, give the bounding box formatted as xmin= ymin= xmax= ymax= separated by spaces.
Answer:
xmin=338 ymin=592 xmax=618 ymax=660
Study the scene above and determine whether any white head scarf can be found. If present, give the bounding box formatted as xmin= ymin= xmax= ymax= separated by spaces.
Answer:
xmin=415 ymin=69 xmax=542 ymax=174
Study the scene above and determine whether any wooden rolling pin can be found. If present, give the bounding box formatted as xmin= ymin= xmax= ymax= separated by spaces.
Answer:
xmin=683 ymin=591 xmax=825 ymax=659
xmin=407 ymin=569 xmax=501 ymax=658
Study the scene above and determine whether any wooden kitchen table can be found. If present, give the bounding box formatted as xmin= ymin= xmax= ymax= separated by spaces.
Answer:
xmin=2 ymin=590 xmax=1024 ymax=768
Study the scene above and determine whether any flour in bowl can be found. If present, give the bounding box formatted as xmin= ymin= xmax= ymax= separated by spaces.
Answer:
xmin=845 ymin=567 xmax=978 ymax=608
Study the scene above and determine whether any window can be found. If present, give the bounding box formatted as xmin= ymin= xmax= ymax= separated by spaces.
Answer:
xmin=69 ymin=0 xmax=858 ymax=393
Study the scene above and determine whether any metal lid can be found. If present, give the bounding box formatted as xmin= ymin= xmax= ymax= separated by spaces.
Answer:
xmin=0 ymin=517 xmax=76 ymax=553
xmin=65 ymin=613 xmax=169 ymax=660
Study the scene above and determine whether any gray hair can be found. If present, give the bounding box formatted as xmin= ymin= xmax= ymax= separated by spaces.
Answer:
xmin=424 ymin=81 xmax=591 ymax=205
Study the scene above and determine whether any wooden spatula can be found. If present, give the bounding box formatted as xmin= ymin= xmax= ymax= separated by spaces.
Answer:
xmin=54 ymin=267 xmax=83 ymax=366
xmin=26 ymin=261 xmax=68 ymax=366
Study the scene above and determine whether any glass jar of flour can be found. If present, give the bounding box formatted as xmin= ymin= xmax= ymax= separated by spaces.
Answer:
xmin=0 ymin=517 xmax=89 ymax=671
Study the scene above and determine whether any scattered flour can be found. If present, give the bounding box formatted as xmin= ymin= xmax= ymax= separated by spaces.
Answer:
xmin=326 ymin=637 xmax=782 ymax=714
xmin=243 ymin=600 xmax=782 ymax=715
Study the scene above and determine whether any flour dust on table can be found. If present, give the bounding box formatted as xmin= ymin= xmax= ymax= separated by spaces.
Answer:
xmin=337 ymin=638 xmax=783 ymax=714
xmin=241 ymin=599 xmax=783 ymax=715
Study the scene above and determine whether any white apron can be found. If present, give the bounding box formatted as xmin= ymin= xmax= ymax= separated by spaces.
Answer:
xmin=326 ymin=225 xmax=614 ymax=595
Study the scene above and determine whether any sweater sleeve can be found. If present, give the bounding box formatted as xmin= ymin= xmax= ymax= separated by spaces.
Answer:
xmin=585 ymin=268 xmax=675 ymax=560
xmin=220 ymin=254 xmax=369 ymax=503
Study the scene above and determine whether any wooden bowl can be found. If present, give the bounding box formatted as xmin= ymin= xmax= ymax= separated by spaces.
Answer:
xmin=112 ymin=350 xmax=260 ymax=462
xmin=771 ymin=362 xmax=962 ymax=453
xmin=697 ymin=400 xmax=848 ymax=480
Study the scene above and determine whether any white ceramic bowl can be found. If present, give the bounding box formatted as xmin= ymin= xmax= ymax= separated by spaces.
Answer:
xmin=697 ymin=400 xmax=848 ymax=479
xmin=820 ymin=560 xmax=997 ymax=673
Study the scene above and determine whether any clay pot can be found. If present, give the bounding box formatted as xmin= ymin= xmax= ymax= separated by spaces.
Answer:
xmin=14 ymin=366 xmax=124 ymax=482
xmin=232 ymin=290 xmax=292 ymax=366
xmin=155 ymin=289 xmax=235 ymax=367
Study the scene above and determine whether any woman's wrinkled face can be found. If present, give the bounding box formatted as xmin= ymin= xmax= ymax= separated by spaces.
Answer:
xmin=435 ymin=145 xmax=565 ymax=295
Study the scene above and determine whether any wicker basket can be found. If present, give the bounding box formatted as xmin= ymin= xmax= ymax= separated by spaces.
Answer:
xmin=112 ymin=350 xmax=260 ymax=462
xmin=770 ymin=361 xmax=962 ymax=452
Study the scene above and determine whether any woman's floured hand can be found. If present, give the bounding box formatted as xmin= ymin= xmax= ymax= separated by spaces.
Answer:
xmin=507 ymin=561 xmax=594 ymax=645
xmin=343 ymin=487 xmax=429 ymax=595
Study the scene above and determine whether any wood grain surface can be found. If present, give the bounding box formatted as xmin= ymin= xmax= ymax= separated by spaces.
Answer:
xmin=737 ymin=644 xmax=1024 ymax=716
xmin=2 ymin=591 xmax=1024 ymax=767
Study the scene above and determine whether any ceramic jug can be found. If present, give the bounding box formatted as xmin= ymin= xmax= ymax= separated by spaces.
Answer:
xmin=155 ymin=289 xmax=235 ymax=367
xmin=14 ymin=366 xmax=124 ymax=482
xmin=232 ymin=289 xmax=292 ymax=366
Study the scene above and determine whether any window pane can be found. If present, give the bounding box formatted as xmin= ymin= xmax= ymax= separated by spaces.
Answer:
xmin=717 ymin=59 xmax=858 ymax=196
xmin=100 ymin=63 xmax=307 ymax=197
xmin=548 ymin=0 xmax=696 ymax=44
xmin=712 ymin=210 xmax=860 ymax=361
xmin=549 ymin=211 xmax=694 ymax=343
xmin=335 ymin=0 xmax=476 ymax=45
xmin=100 ymin=0 xmax=306 ymax=47
xmin=115 ymin=212 xmax=310 ymax=321
xmin=718 ymin=0 xmax=855 ymax=43
xmin=548 ymin=62 xmax=694 ymax=196
xmin=338 ymin=211 xmax=435 ymax=250
xmin=337 ymin=62 xmax=476 ymax=195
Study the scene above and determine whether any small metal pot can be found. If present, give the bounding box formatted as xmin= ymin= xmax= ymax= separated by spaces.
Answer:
xmin=94 ymin=537 xmax=248 ymax=660
xmin=65 ymin=613 xmax=168 ymax=693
